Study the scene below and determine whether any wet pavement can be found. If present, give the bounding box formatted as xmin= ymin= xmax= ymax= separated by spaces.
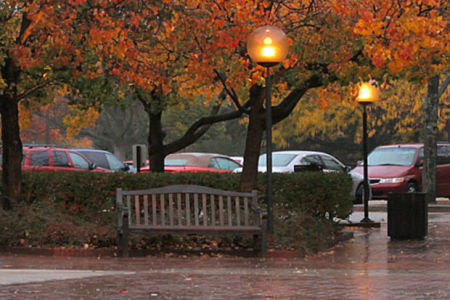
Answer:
xmin=1 ymin=201 xmax=450 ymax=299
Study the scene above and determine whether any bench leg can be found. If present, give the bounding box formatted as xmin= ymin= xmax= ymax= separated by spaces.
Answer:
xmin=253 ymin=233 xmax=267 ymax=257
xmin=261 ymin=230 xmax=267 ymax=257
xmin=116 ymin=231 xmax=123 ymax=257
xmin=123 ymin=216 xmax=130 ymax=257
xmin=252 ymin=235 xmax=260 ymax=256
xmin=117 ymin=214 xmax=130 ymax=257
xmin=253 ymin=218 xmax=268 ymax=257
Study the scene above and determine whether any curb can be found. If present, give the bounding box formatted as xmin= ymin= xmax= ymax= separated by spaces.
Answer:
xmin=0 ymin=246 xmax=117 ymax=257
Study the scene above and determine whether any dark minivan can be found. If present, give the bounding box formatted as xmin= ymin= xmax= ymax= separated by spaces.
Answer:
xmin=73 ymin=149 xmax=131 ymax=172
xmin=352 ymin=143 xmax=450 ymax=199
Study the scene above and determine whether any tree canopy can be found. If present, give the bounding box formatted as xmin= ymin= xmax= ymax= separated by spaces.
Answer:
xmin=1 ymin=0 xmax=449 ymax=209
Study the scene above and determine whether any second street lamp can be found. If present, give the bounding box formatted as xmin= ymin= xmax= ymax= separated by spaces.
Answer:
xmin=247 ymin=26 xmax=289 ymax=232
xmin=357 ymin=80 xmax=379 ymax=223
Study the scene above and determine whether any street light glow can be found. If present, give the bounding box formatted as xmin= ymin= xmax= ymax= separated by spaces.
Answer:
xmin=262 ymin=37 xmax=275 ymax=57
xmin=262 ymin=46 xmax=275 ymax=57
xmin=359 ymin=84 xmax=372 ymax=100
xmin=357 ymin=80 xmax=379 ymax=104
xmin=247 ymin=25 xmax=289 ymax=67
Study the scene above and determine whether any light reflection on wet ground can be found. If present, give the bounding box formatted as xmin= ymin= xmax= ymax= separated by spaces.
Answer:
xmin=1 ymin=209 xmax=450 ymax=299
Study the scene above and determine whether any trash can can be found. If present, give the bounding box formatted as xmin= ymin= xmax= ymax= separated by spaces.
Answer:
xmin=387 ymin=192 xmax=428 ymax=239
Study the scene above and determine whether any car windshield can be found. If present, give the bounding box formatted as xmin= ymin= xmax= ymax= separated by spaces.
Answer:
xmin=367 ymin=147 xmax=417 ymax=166
xmin=259 ymin=154 xmax=297 ymax=167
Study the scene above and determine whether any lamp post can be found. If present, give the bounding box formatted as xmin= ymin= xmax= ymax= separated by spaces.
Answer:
xmin=357 ymin=80 xmax=379 ymax=223
xmin=247 ymin=26 xmax=289 ymax=232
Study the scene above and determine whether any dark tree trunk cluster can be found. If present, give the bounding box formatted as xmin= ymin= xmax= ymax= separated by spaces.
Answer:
xmin=1 ymin=59 xmax=23 ymax=209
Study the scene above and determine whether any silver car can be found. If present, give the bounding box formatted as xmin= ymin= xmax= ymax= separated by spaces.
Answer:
xmin=236 ymin=150 xmax=368 ymax=204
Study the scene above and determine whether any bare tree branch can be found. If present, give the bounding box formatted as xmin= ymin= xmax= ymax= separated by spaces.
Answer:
xmin=17 ymin=80 xmax=50 ymax=101
xmin=163 ymin=90 xmax=247 ymax=154
xmin=438 ymin=73 xmax=450 ymax=98
xmin=213 ymin=68 xmax=250 ymax=113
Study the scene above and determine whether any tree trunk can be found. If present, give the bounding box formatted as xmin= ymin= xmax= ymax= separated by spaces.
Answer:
xmin=238 ymin=76 xmax=322 ymax=192
xmin=240 ymin=86 xmax=265 ymax=192
xmin=445 ymin=119 xmax=450 ymax=141
xmin=0 ymin=95 xmax=23 ymax=210
xmin=422 ymin=75 xmax=439 ymax=203
xmin=147 ymin=110 xmax=166 ymax=172
xmin=112 ymin=144 xmax=127 ymax=161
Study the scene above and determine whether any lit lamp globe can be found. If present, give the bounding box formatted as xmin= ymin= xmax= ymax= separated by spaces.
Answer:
xmin=247 ymin=25 xmax=289 ymax=68
xmin=357 ymin=82 xmax=379 ymax=104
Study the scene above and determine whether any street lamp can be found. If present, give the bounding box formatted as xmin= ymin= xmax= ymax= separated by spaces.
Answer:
xmin=247 ymin=26 xmax=289 ymax=232
xmin=357 ymin=80 xmax=379 ymax=223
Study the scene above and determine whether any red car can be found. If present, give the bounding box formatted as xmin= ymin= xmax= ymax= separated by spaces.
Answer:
xmin=352 ymin=143 xmax=450 ymax=199
xmin=18 ymin=146 xmax=112 ymax=172
xmin=140 ymin=152 xmax=242 ymax=173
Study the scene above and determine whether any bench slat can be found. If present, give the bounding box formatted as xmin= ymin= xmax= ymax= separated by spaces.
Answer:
xmin=144 ymin=195 xmax=149 ymax=226
xmin=235 ymin=196 xmax=241 ymax=226
xmin=244 ymin=197 xmax=249 ymax=226
xmin=186 ymin=193 xmax=191 ymax=226
xmin=177 ymin=193 xmax=182 ymax=226
xmin=202 ymin=193 xmax=207 ymax=226
xmin=210 ymin=194 xmax=215 ymax=226
xmin=194 ymin=194 xmax=199 ymax=226
xmin=160 ymin=194 xmax=165 ymax=226
xmin=127 ymin=195 xmax=131 ymax=226
xmin=227 ymin=196 xmax=232 ymax=226
xmin=219 ymin=196 xmax=224 ymax=226
xmin=152 ymin=194 xmax=157 ymax=226
xmin=135 ymin=195 xmax=140 ymax=225
xmin=169 ymin=194 xmax=174 ymax=226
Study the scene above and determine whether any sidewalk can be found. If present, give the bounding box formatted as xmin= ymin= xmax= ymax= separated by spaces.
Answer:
xmin=353 ymin=197 xmax=450 ymax=213
xmin=1 ymin=208 xmax=450 ymax=299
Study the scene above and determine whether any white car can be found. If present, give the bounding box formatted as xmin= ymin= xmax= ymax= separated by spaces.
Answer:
xmin=235 ymin=150 xmax=369 ymax=204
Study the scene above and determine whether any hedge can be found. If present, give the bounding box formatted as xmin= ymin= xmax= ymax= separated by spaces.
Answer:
xmin=0 ymin=171 xmax=353 ymax=255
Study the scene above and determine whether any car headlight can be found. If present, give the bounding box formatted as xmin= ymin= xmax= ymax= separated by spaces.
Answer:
xmin=379 ymin=177 xmax=404 ymax=183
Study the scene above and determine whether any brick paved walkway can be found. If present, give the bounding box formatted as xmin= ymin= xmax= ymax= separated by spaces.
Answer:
xmin=1 ymin=208 xmax=450 ymax=299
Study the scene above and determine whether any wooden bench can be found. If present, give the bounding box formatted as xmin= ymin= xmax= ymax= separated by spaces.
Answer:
xmin=116 ymin=184 xmax=267 ymax=257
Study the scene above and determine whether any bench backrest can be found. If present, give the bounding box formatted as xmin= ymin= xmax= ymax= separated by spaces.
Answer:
xmin=117 ymin=185 xmax=261 ymax=229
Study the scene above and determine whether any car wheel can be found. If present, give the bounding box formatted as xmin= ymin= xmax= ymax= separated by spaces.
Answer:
xmin=354 ymin=183 xmax=364 ymax=204
xmin=406 ymin=182 xmax=418 ymax=193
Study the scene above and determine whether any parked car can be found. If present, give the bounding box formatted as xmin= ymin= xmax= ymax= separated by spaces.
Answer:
xmin=123 ymin=159 xmax=148 ymax=172
xmin=231 ymin=156 xmax=244 ymax=164
xmin=234 ymin=150 xmax=368 ymax=204
xmin=14 ymin=146 xmax=112 ymax=172
xmin=140 ymin=152 xmax=242 ymax=173
xmin=352 ymin=143 xmax=450 ymax=200
xmin=73 ymin=148 xmax=131 ymax=172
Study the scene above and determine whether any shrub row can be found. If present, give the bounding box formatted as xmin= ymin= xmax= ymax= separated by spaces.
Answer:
xmin=0 ymin=171 xmax=353 ymax=255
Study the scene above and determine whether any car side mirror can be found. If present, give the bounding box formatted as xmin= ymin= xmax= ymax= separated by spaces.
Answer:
xmin=89 ymin=162 xmax=97 ymax=170
xmin=417 ymin=160 xmax=424 ymax=167
xmin=123 ymin=165 xmax=130 ymax=171
xmin=344 ymin=165 xmax=352 ymax=173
